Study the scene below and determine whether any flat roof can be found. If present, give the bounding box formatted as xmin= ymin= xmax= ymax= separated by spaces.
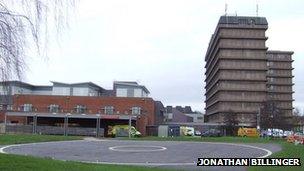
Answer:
xmin=218 ymin=15 xmax=268 ymax=25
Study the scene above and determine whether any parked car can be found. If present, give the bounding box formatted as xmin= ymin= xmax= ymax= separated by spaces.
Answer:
xmin=266 ymin=128 xmax=284 ymax=138
xmin=194 ymin=130 xmax=201 ymax=136
xmin=201 ymin=129 xmax=221 ymax=137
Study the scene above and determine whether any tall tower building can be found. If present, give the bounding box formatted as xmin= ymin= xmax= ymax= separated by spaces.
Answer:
xmin=205 ymin=16 xmax=269 ymax=126
xmin=266 ymin=51 xmax=294 ymax=117
xmin=204 ymin=16 xmax=294 ymax=126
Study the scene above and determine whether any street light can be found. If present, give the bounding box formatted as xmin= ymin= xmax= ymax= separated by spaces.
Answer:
xmin=257 ymin=108 xmax=261 ymax=130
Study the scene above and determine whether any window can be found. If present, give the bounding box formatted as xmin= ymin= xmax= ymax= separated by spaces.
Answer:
xmin=0 ymin=105 xmax=3 ymax=111
xmin=6 ymin=105 xmax=12 ymax=111
xmin=75 ymin=105 xmax=86 ymax=114
xmin=49 ymin=104 xmax=59 ymax=113
xmin=23 ymin=104 xmax=33 ymax=112
xmin=131 ymin=107 xmax=141 ymax=115
xmin=104 ymin=106 xmax=114 ymax=115
xmin=0 ymin=86 xmax=9 ymax=95
xmin=250 ymin=19 xmax=255 ymax=25
xmin=268 ymin=70 xmax=274 ymax=74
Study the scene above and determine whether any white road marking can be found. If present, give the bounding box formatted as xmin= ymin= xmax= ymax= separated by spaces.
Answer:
xmin=109 ymin=145 xmax=167 ymax=152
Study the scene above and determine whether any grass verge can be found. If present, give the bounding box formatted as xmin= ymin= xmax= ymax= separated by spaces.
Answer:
xmin=121 ymin=135 xmax=275 ymax=143
xmin=0 ymin=134 xmax=82 ymax=145
xmin=0 ymin=153 xmax=170 ymax=171
xmin=249 ymin=141 xmax=304 ymax=171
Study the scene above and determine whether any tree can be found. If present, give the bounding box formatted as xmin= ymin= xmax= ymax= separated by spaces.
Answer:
xmin=260 ymin=100 xmax=293 ymax=130
xmin=292 ymin=107 xmax=304 ymax=131
xmin=0 ymin=0 xmax=75 ymax=81
xmin=293 ymin=107 xmax=302 ymax=116
xmin=223 ymin=110 xmax=239 ymax=136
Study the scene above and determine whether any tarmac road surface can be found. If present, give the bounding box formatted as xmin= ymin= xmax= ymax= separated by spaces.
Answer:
xmin=0 ymin=139 xmax=281 ymax=171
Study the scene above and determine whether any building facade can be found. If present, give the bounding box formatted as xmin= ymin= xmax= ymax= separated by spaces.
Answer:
xmin=164 ymin=106 xmax=204 ymax=123
xmin=204 ymin=16 xmax=293 ymax=126
xmin=113 ymin=81 xmax=149 ymax=98
xmin=266 ymin=51 xmax=294 ymax=117
xmin=0 ymin=81 xmax=164 ymax=136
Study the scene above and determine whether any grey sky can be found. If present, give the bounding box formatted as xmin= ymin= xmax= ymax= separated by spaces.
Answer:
xmin=24 ymin=0 xmax=304 ymax=112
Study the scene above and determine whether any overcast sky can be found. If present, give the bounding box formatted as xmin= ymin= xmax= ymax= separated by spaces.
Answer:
xmin=24 ymin=0 xmax=304 ymax=112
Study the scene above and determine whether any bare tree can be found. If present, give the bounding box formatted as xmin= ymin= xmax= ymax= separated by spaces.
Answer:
xmin=0 ymin=0 xmax=75 ymax=81
xmin=292 ymin=107 xmax=304 ymax=131
xmin=223 ymin=110 xmax=239 ymax=136
xmin=293 ymin=107 xmax=302 ymax=116
xmin=260 ymin=100 xmax=293 ymax=130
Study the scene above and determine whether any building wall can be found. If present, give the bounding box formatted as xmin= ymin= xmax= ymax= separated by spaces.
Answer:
xmin=205 ymin=16 xmax=268 ymax=125
xmin=52 ymin=86 xmax=70 ymax=96
xmin=32 ymin=90 xmax=52 ymax=95
xmin=185 ymin=113 xmax=204 ymax=122
xmin=266 ymin=51 xmax=294 ymax=116
xmin=9 ymin=95 xmax=157 ymax=135
xmin=205 ymin=16 xmax=294 ymax=126
xmin=11 ymin=85 xmax=33 ymax=95
xmin=72 ymin=87 xmax=89 ymax=96
xmin=114 ymin=83 xmax=149 ymax=98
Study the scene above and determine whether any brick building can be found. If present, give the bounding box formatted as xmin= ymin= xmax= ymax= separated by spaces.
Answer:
xmin=204 ymin=16 xmax=294 ymax=126
xmin=0 ymin=81 xmax=165 ymax=136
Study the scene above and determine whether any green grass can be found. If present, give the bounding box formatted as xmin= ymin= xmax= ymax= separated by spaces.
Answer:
xmin=249 ymin=141 xmax=304 ymax=171
xmin=122 ymin=135 xmax=276 ymax=143
xmin=0 ymin=134 xmax=82 ymax=145
xmin=0 ymin=153 xmax=170 ymax=171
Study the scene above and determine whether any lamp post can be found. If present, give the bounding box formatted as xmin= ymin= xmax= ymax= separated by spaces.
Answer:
xmin=129 ymin=114 xmax=132 ymax=138
xmin=96 ymin=114 xmax=101 ymax=137
xmin=257 ymin=108 xmax=261 ymax=130
xmin=64 ymin=113 xmax=71 ymax=136
xmin=32 ymin=113 xmax=37 ymax=134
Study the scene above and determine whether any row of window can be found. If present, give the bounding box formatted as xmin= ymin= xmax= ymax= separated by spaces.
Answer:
xmin=267 ymin=54 xmax=291 ymax=60
xmin=0 ymin=105 xmax=13 ymax=111
xmin=267 ymin=77 xmax=292 ymax=84
xmin=0 ymin=104 xmax=142 ymax=115
xmin=220 ymin=60 xmax=266 ymax=69
xmin=267 ymin=69 xmax=292 ymax=76
xmin=220 ymin=39 xmax=265 ymax=49
xmin=220 ymin=29 xmax=264 ymax=38
xmin=267 ymin=61 xmax=291 ymax=68
xmin=267 ymin=85 xmax=292 ymax=92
